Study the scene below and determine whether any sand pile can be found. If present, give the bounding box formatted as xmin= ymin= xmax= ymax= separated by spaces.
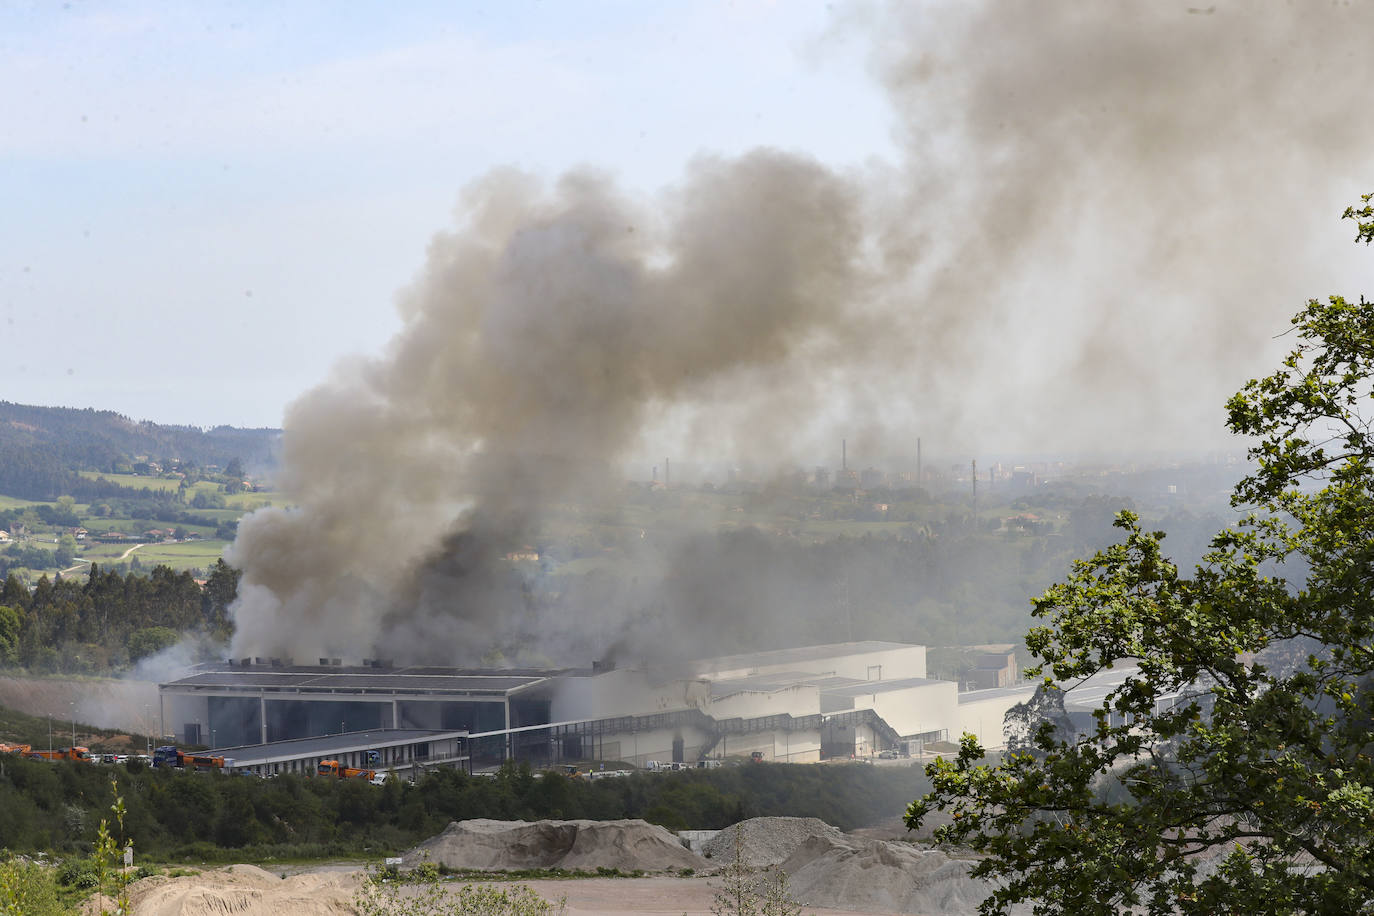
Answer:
xmin=782 ymin=834 xmax=1025 ymax=916
xmin=83 ymin=864 xmax=360 ymax=916
xmin=404 ymin=818 xmax=706 ymax=873
xmin=701 ymin=816 xmax=843 ymax=866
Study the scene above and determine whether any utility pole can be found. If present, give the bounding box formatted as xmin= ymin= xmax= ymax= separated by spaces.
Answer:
xmin=972 ymin=459 xmax=978 ymax=516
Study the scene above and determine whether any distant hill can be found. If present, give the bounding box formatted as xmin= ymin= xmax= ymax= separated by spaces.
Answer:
xmin=0 ymin=401 xmax=279 ymax=501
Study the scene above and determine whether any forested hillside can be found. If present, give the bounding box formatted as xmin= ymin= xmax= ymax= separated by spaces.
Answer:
xmin=0 ymin=402 xmax=278 ymax=501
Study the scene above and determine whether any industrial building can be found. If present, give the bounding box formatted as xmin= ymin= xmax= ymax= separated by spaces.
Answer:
xmin=159 ymin=641 xmax=1038 ymax=776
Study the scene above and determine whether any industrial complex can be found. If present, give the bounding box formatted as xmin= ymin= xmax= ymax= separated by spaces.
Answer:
xmin=158 ymin=641 xmax=1038 ymax=778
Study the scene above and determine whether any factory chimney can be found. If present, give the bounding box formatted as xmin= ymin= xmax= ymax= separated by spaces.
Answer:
xmin=842 ymin=439 xmax=847 ymax=472
xmin=916 ymin=437 xmax=922 ymax=487
xmin=665 ymin=458 xmax=671 ymax=488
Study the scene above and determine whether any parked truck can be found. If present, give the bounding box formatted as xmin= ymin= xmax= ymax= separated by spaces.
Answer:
xmin=317 ymin=759 xmax=376 ymax=780
xmin=27 ymin=746 xmax=91 ymax=762
xmin=152 ymin=745 xmax=233 ymax=770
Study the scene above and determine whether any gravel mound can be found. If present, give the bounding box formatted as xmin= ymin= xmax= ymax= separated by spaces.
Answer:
xmin=404 ymin=818 xmax=706 ymax=873
xmin=782 ymin=834 xmax=1026 ymax=915
xmin=83 ymin=864 xmax=360 ymax=916
xmin=701 ymin=816 xmax=843 ymax=866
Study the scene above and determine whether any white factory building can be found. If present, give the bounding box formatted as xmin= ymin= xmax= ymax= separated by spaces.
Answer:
xmin=159 ymin=641 xmax=1036 ymax=774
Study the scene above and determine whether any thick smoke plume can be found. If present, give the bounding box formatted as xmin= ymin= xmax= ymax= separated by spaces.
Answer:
xmin=228 ymin=2 xmax=1374 ymax=664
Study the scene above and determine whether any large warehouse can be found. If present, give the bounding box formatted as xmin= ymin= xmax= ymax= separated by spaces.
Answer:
xmin=159 ymin=641 xmax=1036 ymax=775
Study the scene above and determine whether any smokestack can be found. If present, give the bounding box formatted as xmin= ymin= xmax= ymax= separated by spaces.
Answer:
xmin=652 ymin=466 xmax=657 ymax=482
xmin=842 ymin=439 xmax=847 ymax=472
xmin=665 ymin=458 xmax=670 ymax=489
xmin=972 ymin=459 xmax=978 ymax=514
xmin=916 ymin=437 xmax=922 ymax=487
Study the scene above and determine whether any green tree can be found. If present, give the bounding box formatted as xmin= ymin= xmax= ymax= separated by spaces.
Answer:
xmin=54 ymin=534 xmax=78 ymax=568
xmin=0 ymin=605 xmax=19 ymax=666
xmin=909 ymin=200 xmax=1374 ymax=915
xmin=126 ymin=626 xmax=180 ymax=664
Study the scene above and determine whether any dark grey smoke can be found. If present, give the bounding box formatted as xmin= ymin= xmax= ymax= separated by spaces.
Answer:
xmin=227 ymin=2 xmax=1374 ymax=664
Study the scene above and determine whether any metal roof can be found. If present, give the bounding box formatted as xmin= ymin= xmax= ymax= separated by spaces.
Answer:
xmin=820 ymin=677 xmax=950 ymax=698
xmin=210 ymin=728 xmax=469 ymax=766
xmin=162 ymin=664 xmax=557 ymax=694
xmin=957 ymin=683 xmax=1039 ymax=704
xmin=696 ymin=641 xmax=918 ymax=674
xmin=709 ymin=671 xmax=828 ymax=696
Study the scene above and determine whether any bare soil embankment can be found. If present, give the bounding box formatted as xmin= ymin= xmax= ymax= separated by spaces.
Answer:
xmin=88 ymin=816 xmax=1013 ymax=915
xmin=403 ymin=817 xmax=706 ymax=872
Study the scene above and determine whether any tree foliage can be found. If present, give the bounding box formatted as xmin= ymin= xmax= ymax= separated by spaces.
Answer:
xmin=0 ymin=755 xmax=926 ymax=860
xmin=908 ymin=199 xmax=1374 ymax=914
xmin=0 ymin=559 xmax=240 ymax=674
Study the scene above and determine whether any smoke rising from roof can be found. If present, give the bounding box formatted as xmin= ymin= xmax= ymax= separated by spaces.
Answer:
xmin=227 ymin=2 xmax=1374 ymax=664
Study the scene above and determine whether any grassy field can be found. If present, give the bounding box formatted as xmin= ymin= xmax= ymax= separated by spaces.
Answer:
xmin=124 ymin=540 xmax=227 ymax=571
xmin=0 ymin=495 xmax=44 ymax=512
xmin=225 ymin=491 xmax=292 ymax=510
xmin=76 ymin=470 xmax=182 ymax=492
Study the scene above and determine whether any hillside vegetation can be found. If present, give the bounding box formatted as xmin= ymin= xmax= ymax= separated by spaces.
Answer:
xmin=0 ymin=754 xmax=928 ymax=861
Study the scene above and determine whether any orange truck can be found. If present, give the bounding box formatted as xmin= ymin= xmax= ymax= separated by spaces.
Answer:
xmin=152 ymin=746 xmax=233 ymax=770
xmin=0 ymin=743 xmax=32 ymax=756
xmin=27 ymin=746 xmax=91 ymax=762
xmin=317 ymin=759 xmax=375 ymax=780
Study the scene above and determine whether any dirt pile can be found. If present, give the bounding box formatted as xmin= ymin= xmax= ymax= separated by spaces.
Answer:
xmin=83 ymin=864 xmax=360 ymax=916
xmin=782 ymin=834 xmax=1026 ymax=915
xmin=404 ymin=818 xmax=706 ymax=873
xmin=701 ymin=816 xmax=843 ymax=866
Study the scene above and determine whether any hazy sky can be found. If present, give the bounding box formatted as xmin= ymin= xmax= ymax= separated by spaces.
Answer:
xmin=5 ymin=1 xmax=1372 ymax=464
xmin=2 ymin=0 xmax=891 ymax=428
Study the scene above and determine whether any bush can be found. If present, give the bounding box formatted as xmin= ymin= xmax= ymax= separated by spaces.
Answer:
xmin=0 ymin=854 xmax=64 ymax=916
xmin=56 ymin=858 xmax=97 ymax=888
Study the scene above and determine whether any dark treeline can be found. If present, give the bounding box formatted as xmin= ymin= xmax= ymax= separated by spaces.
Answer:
xmin=0 ymin=560 xmax=239 ymax=672
xmin=0 ymin=402 xmax=279 ymax=474
xmin=0 ymin=757 xmax=928 ymax=860
xmin=0 ymin=445 xmax=185 ymax=503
